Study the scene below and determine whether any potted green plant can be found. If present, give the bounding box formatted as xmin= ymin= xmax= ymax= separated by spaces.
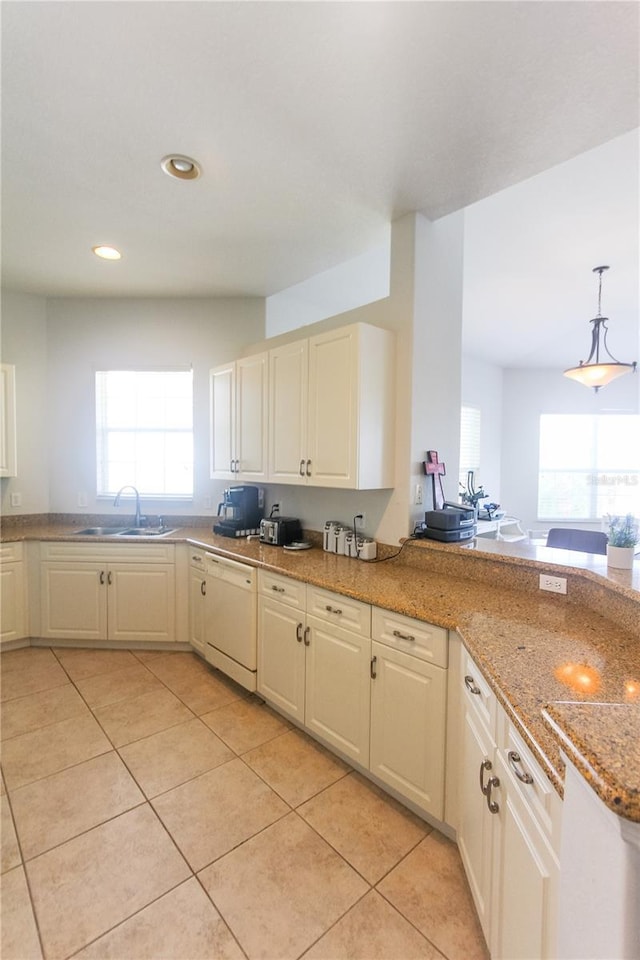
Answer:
xmin=605 ymin=514 xmax=639 ymax=569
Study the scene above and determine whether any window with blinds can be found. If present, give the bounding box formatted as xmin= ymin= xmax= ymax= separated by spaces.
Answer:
xmin=96 ymin=369 xmax=193 ymax=498
xmin=459 ymin=405 xmax=481 ymax=492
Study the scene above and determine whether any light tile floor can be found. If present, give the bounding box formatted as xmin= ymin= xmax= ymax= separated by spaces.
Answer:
xmin=0 ymin=647 xmax=489 ymax=960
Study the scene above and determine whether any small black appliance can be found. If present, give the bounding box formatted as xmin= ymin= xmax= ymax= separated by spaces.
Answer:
xmin=214 ymin=486 xmax=264 ymax=538
xmin=421 ymin=502 xmax=476 ymax=543
xmin=259 ymin=517 xmax=303 ymax=546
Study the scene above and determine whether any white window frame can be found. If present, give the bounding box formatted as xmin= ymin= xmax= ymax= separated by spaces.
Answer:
xmin=95 ymin=368 xmax=194 ymax=500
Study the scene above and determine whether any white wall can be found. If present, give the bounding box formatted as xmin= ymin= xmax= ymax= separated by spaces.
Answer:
xmin=411 ymin=212 xmax=464 ymax=522
xmin=501 ymin=367 xmax=638 ymax=531
xmin=1 ymin=291 xmax=50 ymax=515
xmin=44 ymin=297 xmax=264 ymax=516
xmin=265 ymin=239 xmax=390 ymax=337
xmin=461 ymin=354 xmax=503 ymax=504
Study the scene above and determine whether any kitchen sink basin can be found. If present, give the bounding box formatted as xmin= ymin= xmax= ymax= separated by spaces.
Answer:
xmin=115 ymin=527 xmax=177 ymax=537
xmin=74 ymin=526 xmax=176 ymax=537
xmin=74 ymin=527 xmax=128 ymax=536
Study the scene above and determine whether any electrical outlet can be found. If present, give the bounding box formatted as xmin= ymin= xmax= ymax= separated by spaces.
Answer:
xmin=77 ymin=493 xmax=88 ymax=507
xmin=10 ymin=492 xmax=22 ymax=507
xmin=203 ymin=496 xmax=212 ymax=509
xmin=355 ymin=512 xmax=366 ymax=530
xmin=415 ymin=484 xmax=423 ymax=506
xmin=539 ymin=574 xmax=567 ymax=595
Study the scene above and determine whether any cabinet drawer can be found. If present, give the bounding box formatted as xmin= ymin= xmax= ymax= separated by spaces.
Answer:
xmin=40 ymin=541 xmax=175 ymax=563
xmin=0 ymin=541 xmax=23 ymax=563
xmin=460 ymin=644 xmax=497 ymax=739
xmin=372 ymin=606 xmax=447 ymax=668
xmin=306 ymin=585 xmax=371 ymax=636
xmin=258 ymin=569 xmax=306 ymax=610
xmin=498 ymin=715 xmax=562 ymax=851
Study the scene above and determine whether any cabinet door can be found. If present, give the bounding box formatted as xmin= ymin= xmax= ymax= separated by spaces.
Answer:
xmin=457 ymin=702 xmax=496 ymax=943
xmin=268 ymin=339 xmax=308 ymax=484
xmin=304 ymin=615 xmax=371 ymax=766
xmin=257 ymin=597 xmax=305 ymax=721
xmin=0 ymin=561 xmax=26 ymax=644
xmin=236 ymin=352 xmax=268 ymax=481
xmin=210 ymin=362 xmax=236 ymax=479
xmin=307 ymin=327 xmax=358 ymax=488
xmin=0 ymin=363 xmax=17 ymax=478
xmin=491 ymin=752 xmax=558 ymax=960
xmin=189 ymin=566 xmax=207 ymax=655
xmin=108 ymin=563 xmax=175 ymax=644
xmin=370 ymin=641 xmax=447 ymax=819
xmin=40 ymin=563 xmax=107 ymax=640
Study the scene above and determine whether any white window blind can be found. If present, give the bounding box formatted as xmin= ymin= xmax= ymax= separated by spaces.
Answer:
xmin=459 ymin=406 xmax=481 ymax=491
xmin=538 ymin=414 xmax=640 ymax=520
xmin=96 ymin=370 xmax=193 ymax=498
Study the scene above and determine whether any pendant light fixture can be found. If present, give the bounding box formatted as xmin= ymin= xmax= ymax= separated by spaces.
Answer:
xmin=564 ymin=265 xmax=637 ymax=392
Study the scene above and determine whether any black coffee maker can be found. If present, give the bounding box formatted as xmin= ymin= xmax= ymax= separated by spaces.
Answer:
xmin=214 ymin=486 xmax=264 ymax=538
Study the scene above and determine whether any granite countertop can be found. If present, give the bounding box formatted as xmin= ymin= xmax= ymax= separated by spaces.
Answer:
xmin=4 ymin=520 xmax=640 ymax=822
xmin=542 ymin=703 xmax=640 ymax=822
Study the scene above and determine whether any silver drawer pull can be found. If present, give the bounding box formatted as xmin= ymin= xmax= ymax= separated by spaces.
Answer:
xmin=271 ymin=585 xmax=285 ymax=593
xmin=325 ymin=604 xmax=342 ymax=615
xmin=392 ymin=629 xmax=415 ymax=642
xmin=479 ymin=757 xmax=493 ymax=795
xmin=486 ymin=776 xmax=500 ymax=814
xmin=465 ymin=675 xmax=482 ymax=696
xmin=508 ymin=750 xmax=534 ymax=784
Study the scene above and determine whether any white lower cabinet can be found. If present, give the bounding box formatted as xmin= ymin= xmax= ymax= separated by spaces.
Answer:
xmin=491 ymin=749 xmax=559 ymax=960
xmin=370 ymin=640 xmax=447 ymax=821
xmin=188 ymin=548 xmax=207 ymax=656
xmin=0 ymin=541 xmax=27 ymax=646
xmin=258 ymin=572 xmax=449 ymax=819
xmin=258 ymin=592 xmax=306 ymax=722
xmin=457 ymin=646 xmax=560 ymax=959
xmin=304 ymin=614 xmax=371 ymax=766
xmin=370 ymin=606 xmax=448 ymax=821
xmin=39 ymin=542 xmax=176 ymax=645
xmin=257 ymin=576 xmax=371 ymax=766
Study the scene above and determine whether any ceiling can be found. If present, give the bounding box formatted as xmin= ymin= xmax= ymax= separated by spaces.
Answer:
xmin=1 ymin=1 xmax=638 ymax=368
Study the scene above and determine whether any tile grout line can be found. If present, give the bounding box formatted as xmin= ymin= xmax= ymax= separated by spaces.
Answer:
xmin=2 ymin=647 xmax=485 ymax=960
xmin=2 ymin=785 xmax=47 ymax=960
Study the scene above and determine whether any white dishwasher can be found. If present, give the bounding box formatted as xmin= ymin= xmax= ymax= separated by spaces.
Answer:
xmin=204 ymin=553 xmax=257 ymax=691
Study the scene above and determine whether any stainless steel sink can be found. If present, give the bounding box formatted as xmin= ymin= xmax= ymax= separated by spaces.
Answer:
xmin=74 ymin=526 xmax=176 ymax=537
xmin=74 ymin=527 xmax=128 ymax=536
xmin=115 ymin=528 xmax=177 ymax=537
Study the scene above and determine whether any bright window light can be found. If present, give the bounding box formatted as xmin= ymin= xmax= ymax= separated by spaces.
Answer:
xmin=538 ymin=414 xmax=640 ymax=520
xmin=96 ymin=369 xmax=193 ymax=498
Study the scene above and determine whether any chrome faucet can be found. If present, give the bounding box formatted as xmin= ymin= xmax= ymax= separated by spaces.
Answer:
xmin=113 ymin=485 xmax=144 ymax=528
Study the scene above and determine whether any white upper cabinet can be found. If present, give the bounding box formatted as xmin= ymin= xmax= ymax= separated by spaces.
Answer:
xmin=268 ymin=339 xmax=308 ymax=484
xmin=269 ymin=323 xmax=395 ymax=489
xmin=210 ymin=352 xmax=268 ymax=482
xmin=0 ymin=363 xmax=17 ymax=478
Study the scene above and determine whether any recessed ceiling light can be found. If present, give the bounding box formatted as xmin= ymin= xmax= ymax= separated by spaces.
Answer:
xmin=92 ymin=245 xmax=122 ymax=260
xmin=160 ymin=154 xmax=201 ymax=180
